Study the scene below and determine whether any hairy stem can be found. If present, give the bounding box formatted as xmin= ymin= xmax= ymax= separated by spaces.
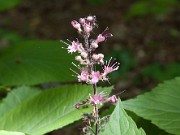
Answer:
xmin=84 ymin=34 xmax=99 ymax=135
xmin=93 ymin=84 xmax=99 ymax=135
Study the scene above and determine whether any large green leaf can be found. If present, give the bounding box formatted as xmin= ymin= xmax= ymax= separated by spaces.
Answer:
xmin=0 ymin=86 xmax=41 ymax=117
xmin=123 ymin=77 xmax=180 ymax=135
xmin=0 ymin=130 xmax=25 ymax=135
xmin=101 ymin=99 xmax=146 ymax=135
xmin=0 ymin=85 xmax=112 ymax=135
xmin=0 ymin=40 xmax=75 ymax=86
xmin=0 ymin=0 xmax=22 ymax=11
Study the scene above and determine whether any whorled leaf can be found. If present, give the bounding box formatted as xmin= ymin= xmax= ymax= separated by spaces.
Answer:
xmin=0 ymin=40 xmax=75 ymax=86
xmin=0 ymin=85 xmax=112 ymax=135
xmin=123 ymin=77 xmax=180 ymax=135
xmin=101 ymin=99 xmax=146 ymax=135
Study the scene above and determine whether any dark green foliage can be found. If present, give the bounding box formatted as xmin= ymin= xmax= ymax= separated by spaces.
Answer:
xmin=126 ymin=0 xmax=178 ymax=18
xmin=0 ymin=0 xmax=22 ymax=11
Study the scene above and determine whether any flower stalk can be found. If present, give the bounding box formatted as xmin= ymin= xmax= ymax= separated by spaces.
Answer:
xmin=62 ymin=15 xmax=119 ymax=134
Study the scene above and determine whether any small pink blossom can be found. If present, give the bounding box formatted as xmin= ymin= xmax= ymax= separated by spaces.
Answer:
xmin=90 ymin=71 xmax=101 ymax=84
xmin=96 ymin=34 xmax=105 ymax=43
xmin=96 ymin=31 xmax=113 ymax=43
xmin=89 ymin=93 xmax=105 ymax=105
xmin=77 ymin=67 xmax=89 ymax=82
xmin=67 ymin=41 xmax=81 ymax=53
xmin=107 ymin=95 xmax=118 ymax=103
xmin=92 ymin=54 xmax=99 ymax=61
xmin=102 ymin=57 xmax=119 ymax=76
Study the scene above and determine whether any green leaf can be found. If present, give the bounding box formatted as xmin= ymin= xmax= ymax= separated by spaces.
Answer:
xmin=0 ymin=85 xmax=112 ymax=135
xmin=0 ymin=0 xmax=22 ymax=11
xmin=123 ymin=77 xmax=180 ymax=135
xmin=0 ymin=40 xmax=75 ymax=86
xmin=126 ymin=111 xmax=171 ymax=135
xmin=0 ymin=130 xmax=25 ymax=135
xmin=101 ymin=99 xmax=146 ymax=135
xmin=0 ymin=86 xmax=41 ymax=117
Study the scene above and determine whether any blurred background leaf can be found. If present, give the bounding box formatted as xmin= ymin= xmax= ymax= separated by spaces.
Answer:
xmin=0 ymin=40 xmax=76 ymax=86
xmin=0 ymin=0 xmax=22 ymax=11
xmin=126 ymin=0 xmax=178 ymax=18
xmin=142 ymin=63 xmax=180 ymax=82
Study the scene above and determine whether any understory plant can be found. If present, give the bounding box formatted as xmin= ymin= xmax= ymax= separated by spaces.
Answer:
xmin=62 ymin=15 xmax=119 ymax=134
xmin=0 ymin=15 xmax=179 ymax=135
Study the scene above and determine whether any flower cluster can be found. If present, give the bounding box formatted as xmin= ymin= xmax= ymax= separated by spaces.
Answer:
xmin=63 ymin=15 xmax=119 ymax=135
xmin=64 ymin=15 xmax=119 ymax=85
xmin=75 ymin=92 xmax=117 ymax=109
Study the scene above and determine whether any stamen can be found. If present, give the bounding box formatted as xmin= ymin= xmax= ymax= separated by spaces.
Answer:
xmin=70 ymin=68 xmax=79 ymax=75
xmin=60 ymin=40 xmax=70 ymax=46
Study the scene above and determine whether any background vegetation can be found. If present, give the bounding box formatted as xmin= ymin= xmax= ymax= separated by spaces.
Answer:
xmin=0 ymin=0 xmax=180 ymax=135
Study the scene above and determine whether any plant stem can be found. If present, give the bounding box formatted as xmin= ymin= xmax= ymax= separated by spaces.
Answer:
xmin=84 ymin=34 xmax=99 ymax=135
xmin=93 ymin=84 xmax=98 ymax=135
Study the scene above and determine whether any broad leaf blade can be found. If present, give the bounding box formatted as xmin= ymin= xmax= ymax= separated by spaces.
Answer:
xmin=0 ymin=130 xmax=25 ymax=135
xmin=0 ymin=86 xmax=41 ymax=117
xmin=101 ymin=99 xmax=146 ymax=135
xmin=0 ymin=40 xmax=75 ymax=85
xmin=123 ymin=77 xmax=180 ymax=135
xmin=0 ymin=85 xmax=112 ymax=135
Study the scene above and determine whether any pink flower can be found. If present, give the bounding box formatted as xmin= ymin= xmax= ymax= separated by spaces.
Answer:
xmin=71 ymin=20 xmax=81 ymax=30
xmin=89 ymin=93 xmax=105 ymax=105
xmin=107 ymin=95 xmax=118 ymax=103
xmin=103 ymin=57 xmax=119 ymax=76
xmin=96 ymin=34 xmax=105 ymax=43
xmin=67 ymin=41 xmax=81 ymax=53
xmin=77 ymin=67 xmax=89 ymax=82
xmin=92 ymin=54 xmax=99 ymax=61
xmin=96 ymin=29 xmax=113 ymax=43
xmin=90 ymin=71 xmax=101 ymax=84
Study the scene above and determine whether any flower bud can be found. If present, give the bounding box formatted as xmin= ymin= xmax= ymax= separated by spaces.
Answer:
xmin=75 ymin=103 xmax=81 ymax=109
xmin=87 ymin=16 xmax=94 ymax=21
xmin=79 ymin=18 xmax=85 ymax=24
xmin=98 ymin=53 xmax=104 ymax=59
xmin=75 ymin=56 xmax=82 ymax=61
xmin=92 ymin=54 xmax=99 ymax=61
xmin=81 ymin=52 xmax=88 ymax=58
xmin=108 ymin=95 xmax=117 ymax=103
xmin=71 ymin=20 xmax=81 ymax=30
xmin=96 ymin=34 xmax=105 ymax=43
xmin=91 ymin=41 xmax=98 ymax=48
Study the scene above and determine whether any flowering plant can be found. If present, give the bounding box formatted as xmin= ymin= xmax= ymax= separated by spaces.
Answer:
xmin=62 ymin=15 xmax=119 ymax=134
